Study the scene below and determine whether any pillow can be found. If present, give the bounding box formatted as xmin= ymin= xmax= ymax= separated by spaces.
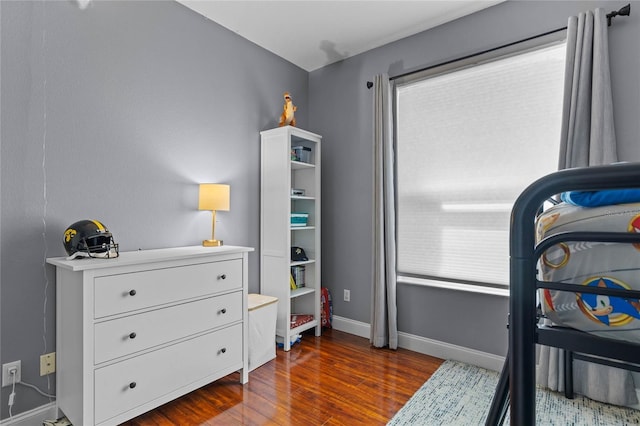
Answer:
xmin=561 ymin=189 xmax=640 ymax=207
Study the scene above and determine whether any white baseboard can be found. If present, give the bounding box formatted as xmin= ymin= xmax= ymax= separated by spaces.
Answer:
xmin=331 ymin=315 xmax=371 ymax=338
xmin=0 ymin=402 xmax=56 ymax=426
xmin=331 ymin=315 xmax=505 ymax=372
xmin=397 ymin=332 xmax=505 ymax=372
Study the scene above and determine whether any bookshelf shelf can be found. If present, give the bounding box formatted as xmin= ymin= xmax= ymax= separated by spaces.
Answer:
xmin=291 ymin=287 xmax=315 ymax=299
xmin=291 ymin=160 xmax=315 ymax=170
xmin=290 ymin=259 xmax=315 ymax=267
xmin=290 ymin=226 xmax=315 ymax=231
xmin=291 ymin=319 xmax=318 ymax=334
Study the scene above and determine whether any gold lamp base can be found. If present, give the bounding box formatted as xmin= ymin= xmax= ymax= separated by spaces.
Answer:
xmin=203 ymin=239 xmax=223 ymax=247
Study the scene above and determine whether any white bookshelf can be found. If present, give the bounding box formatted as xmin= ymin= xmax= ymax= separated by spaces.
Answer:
xmin=260 ymin=126 xmax=322 ymax=351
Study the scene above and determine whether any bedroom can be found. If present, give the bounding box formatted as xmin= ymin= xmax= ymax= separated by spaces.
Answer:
xmin=1 ymin=0 xmax=640 ymax=424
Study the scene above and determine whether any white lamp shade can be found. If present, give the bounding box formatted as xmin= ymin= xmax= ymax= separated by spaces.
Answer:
xmin=198 ymin=184 xmax=230 ymax=211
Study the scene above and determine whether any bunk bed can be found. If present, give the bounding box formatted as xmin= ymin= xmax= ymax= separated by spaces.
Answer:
xmin=486 ymin=162 xmax=640 ymax=425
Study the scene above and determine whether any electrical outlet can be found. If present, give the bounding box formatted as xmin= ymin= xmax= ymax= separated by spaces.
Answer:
xmin=2 ymin=360 xmax=21 ymax=387
xmin=343 ymin=289 xmax=351 ymax=302
xmin=40 ymin=352 xmax=56 ymax=376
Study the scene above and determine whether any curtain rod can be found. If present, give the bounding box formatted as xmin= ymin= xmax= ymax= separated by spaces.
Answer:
xmin=366 ymin=3 xmax=631 ymax=90
xmin=366 ymin=26 xmax=565 ymax=88
xmin=607 ymin=3 xmax=631 ymax=26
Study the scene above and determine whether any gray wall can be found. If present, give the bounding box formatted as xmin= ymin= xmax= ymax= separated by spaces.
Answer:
xmin=309 ymin=0 xmax=640 ymax=355
xmin=3 ymin=0 xmax=640 ymax=420
xmin=0 ymin=0 xmax=307 ymax=418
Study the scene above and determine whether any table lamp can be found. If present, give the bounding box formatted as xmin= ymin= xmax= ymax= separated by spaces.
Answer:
xmin=198 ymin=183 xmax=230 ymax=247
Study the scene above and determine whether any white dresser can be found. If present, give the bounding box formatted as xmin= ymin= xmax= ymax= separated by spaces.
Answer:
xmin=47 ymin=245 xmax=253 ymax=426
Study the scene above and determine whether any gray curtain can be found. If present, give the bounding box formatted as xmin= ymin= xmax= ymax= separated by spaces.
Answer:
xmin=538 ymin=8 xmax=637 ymax=407
xmin=557 ymin=8 xmax=617 ymax=168
xmin=371 ymin=73 xmax=398 ymax=349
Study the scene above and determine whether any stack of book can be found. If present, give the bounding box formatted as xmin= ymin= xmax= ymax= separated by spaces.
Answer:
xmin=290 ymin=265 xmax=306 ymax=289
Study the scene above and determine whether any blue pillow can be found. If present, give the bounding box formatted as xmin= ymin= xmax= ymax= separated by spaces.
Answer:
xmin=561 ymin=189 xmax=640 ymax=207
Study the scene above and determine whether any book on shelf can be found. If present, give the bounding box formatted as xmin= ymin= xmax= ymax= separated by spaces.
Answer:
xmin=290 ymin=273 xmax=297 ymax=290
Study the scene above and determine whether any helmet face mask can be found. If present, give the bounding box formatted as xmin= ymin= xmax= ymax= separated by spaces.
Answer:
xmin=77 ymin=234 xmax=119 ymax=258
xmin=64 ymin=220 xmax=119 ymax=260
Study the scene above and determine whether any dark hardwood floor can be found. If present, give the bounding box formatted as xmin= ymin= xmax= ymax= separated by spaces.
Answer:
xmin=121 ymin=329 xmax=443 ymax=425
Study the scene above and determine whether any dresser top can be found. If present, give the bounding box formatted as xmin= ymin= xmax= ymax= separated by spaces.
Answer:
xmin=46 ymin=245 xmax=254 ymax=271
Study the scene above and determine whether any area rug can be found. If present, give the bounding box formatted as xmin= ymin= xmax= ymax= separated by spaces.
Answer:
xmin=388 ymin=360 xmax=640 ymax=425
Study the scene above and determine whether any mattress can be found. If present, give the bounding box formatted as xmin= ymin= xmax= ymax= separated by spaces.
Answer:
xmin=536 ymin=201 xmax=640 ymax=343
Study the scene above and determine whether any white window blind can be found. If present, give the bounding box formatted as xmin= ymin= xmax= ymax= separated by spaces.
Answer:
xmin=395 ymin=38 xmax=566 ymax=289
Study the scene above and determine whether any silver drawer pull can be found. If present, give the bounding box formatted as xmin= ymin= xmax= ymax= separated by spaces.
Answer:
xmin=218 ymin=274 xmax=227 ymax=280
xmin=129 ymin=382 xmax=137 ymax=389
xmin=128 ymin=289 xmax=137 ymax=296
xmin=219 ymin=308 xmax=227 ymax=314
xmin=129 ymin=332 xmax=137 ymax=339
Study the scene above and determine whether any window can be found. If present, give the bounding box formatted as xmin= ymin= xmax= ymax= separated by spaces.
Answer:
xmin=395 ymin=33 xmax=567 ymax=293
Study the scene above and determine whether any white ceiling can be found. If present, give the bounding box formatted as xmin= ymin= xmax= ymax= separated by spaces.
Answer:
xmin=176 ymin=1 xmax=504 ymax=71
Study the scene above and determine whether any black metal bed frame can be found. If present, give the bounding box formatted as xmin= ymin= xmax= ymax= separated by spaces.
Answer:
xmin=486 ymin=163 xmax=640 ymax=425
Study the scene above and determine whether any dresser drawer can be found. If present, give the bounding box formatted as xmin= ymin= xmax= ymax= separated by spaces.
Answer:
xmin=94 ymin=323 xmax=242 ymax=425
xmin=94 ymin=259 xmax=242 ymax=318
xmin=94 ymin=291 xmax=242 ymax=364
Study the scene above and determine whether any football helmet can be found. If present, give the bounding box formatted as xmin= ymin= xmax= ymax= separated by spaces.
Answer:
xmin=63 ymin=220 xmax=119 ymax=259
